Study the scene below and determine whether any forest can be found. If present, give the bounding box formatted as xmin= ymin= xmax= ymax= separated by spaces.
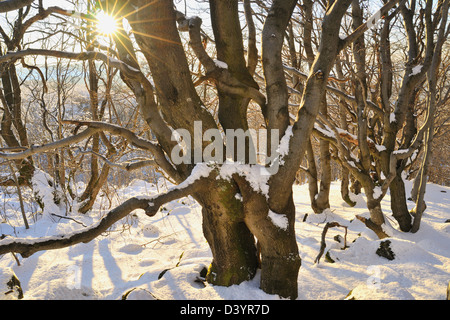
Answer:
xmin=0 ymin=0 xmax=449 ymax=301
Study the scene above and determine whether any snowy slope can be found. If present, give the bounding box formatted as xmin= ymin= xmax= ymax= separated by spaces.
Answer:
xmin=0 ymin=178 xmax=449 ymax=300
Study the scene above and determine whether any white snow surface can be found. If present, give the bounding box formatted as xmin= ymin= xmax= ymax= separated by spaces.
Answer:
xmin=276 ymin=125 xmax=293 ymax=159
xmin=267 ymin=210 xmax=289 ymax=231
xmin=213 ymin=60 xmax=228 ymax=69
xmin=373 ymin=186 xmax=382 ymax=199
xmin=0 ymin=178 xmax=449 ymax=300
xmin=409 ymin=65 xmax=423 ymax=77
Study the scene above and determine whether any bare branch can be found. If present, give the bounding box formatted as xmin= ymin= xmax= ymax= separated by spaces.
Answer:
xmin=77 ymin=148 xmax=156 ymax=172
xmin=0 ymin=128 xmax=98 ymax=160
xmin=243 ymin=0 xmax=258 ymax=75
xmin=283 ymin=64 xmax=382 ymax=116
xmin=62 ymin=120 xmax=180 ymax=181
xmin=339 ymin=0 xmax=405 ymax=50
xmin=0 ymin=48 xmax=154 ymax=92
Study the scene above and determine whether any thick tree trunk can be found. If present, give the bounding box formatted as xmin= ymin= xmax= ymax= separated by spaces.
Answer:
xmin=309 ymin=98 xmax=331 ymax=213
xmin=341 ymin=169 xmax=356 ymax=207
xmin=195 ymin=179 xmax=259 ymax=286
xmin=306 ymin=139 xmax=320 ymax=213
xmin=315 ymin=139 xmax=331 ymax=211
xmin=389 ymin=174 xmax=412 ymax=231
xmin=257 ymin=195 xmax=300 ymax=299
xmin=202 ymin=211 xmax=258 ymax=286
xmin=358 ymin=180 xmax=389 ymax=239
xmin=363 ymin=198 xmax=390 ymax=239
xmin=386 ymin=94 xmax=417 ymax=232
xmin=411 ymin=128 xmax=433 ymax=233
xmin=0 ymin=63 xmax=34 ymax=185
xmin=238 ymin=176 xmax=301 ymax=299
xmin=209 ymin=0 xmax=258 ymax=132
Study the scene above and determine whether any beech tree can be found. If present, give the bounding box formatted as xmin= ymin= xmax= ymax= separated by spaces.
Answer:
xmin=0 ymin=0 xmax=446 ymax=299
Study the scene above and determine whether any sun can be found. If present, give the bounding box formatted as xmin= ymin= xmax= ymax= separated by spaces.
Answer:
xmin=96 ymin=11 xmax=118 ymax=36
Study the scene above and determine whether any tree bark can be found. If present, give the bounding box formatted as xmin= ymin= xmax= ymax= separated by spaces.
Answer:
xmin=195 ymin=179 xmax=258 ymax=286
xmin=389 ymin=173 xmax=412 ymax=231
xmin=315 ymin=97 xmax=332 ymax=212
xmin=237 ymin=176 xmax=301 ymax=299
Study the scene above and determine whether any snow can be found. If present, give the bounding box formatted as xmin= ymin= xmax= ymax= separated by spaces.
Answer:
xmin=409 ymin=65 xmax=423 ymax=77
xmin=277 ymin=126 xmax=293 ymax=158
xmin=393 ymin=149 xmax=409 ymax=155
xmin=373 ymin=186 xmax=382 ymax=199
xmin=213 ymin=60 xmax=228 ymax=69
xmin=314 ymin=123 xmax=335 ymax=138
xmin=348 ymin=160 xmax=358 ymax=169
xmin=267 ymin=210 xmax=288 ymax=231
xmin=375 ymin=144 xmax=386 ymax=152
xmin=31 ymin=169 xmax=65 ymax=219
xmin=390 ymin=113 xmax=396 ymax=123
xmin=176 ymin=162 xmax=214 ymax=189
xmin=1 ymin=178 xmax=449 ymax=300
xmin=219 ymin=161 xmax=270 ymax=198
xmin=0 ymin=267 xmax=22 ymax=300
xmin=276 ymin=125 xmax=293 ymax=165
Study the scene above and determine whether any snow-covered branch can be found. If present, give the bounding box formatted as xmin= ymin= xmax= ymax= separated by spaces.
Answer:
xmin=0 ymin=197 xmax=152 ymax=258
xmin=0 ymin=168 xmax=210 ymax=258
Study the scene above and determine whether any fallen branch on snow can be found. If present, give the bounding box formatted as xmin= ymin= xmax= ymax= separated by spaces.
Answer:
xmin=314 ymin=222 xmax=348 ymax=264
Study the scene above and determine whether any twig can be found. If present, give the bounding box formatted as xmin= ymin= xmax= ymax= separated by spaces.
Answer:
xmin=140 ymin=232 xmax=180 ymax=248
xmin=50 ymin=213 xmax=87 ymax=227
xmin=11 ymin=252 xmax=20 ymax=266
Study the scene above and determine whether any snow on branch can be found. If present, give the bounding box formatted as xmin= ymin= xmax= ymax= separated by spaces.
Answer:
xmin=0 ymin=197 xmax=152 ymax=258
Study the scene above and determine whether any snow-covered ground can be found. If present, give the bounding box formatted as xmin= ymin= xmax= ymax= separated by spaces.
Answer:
xmin=0 ymin=177 xmax=449 ymax=300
